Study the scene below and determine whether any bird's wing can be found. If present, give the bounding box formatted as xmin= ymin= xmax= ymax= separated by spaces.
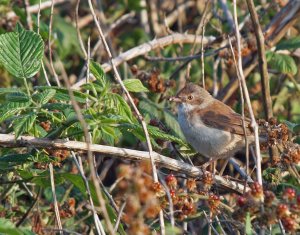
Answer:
xmin=196 ymin=100 xmax=253 ymax=136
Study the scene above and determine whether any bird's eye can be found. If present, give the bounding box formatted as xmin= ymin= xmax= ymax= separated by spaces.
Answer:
xmin=187 ymin=95 xmax=193 ymax=100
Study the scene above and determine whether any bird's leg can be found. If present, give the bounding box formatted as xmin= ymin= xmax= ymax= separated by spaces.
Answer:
xmin=199 ymin=158 xmax=217 ymax=173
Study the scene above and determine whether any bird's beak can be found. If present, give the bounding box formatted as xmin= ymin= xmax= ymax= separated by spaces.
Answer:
xmin=169 ymin=96 xmax=181 ymax=103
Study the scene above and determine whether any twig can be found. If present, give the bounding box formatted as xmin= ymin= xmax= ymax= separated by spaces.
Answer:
xmin=87 ymin=0 xmax=165 ymax=232
xmin=144 ymin=46 xmax=227 ymax=62
xmin=49 ymin=163 xmax=63 ymax=234
xmin=165 ymin=1 xmax=195 ymax=27
xmin=75 ymin=0 xmax=87 ymax=59
xmin=23 ymin=0 xmax=33 ymax=30
xmin=113 ymin=201 xmax=126 ymax=233
xmin=218 ymin=0 xmax=300 ymax=102
xmin=232 ymin=0 xmax=262 ymax=186
xmin=59 ymin=61 xmax=114 ymax=234
xmin=186 ymin=0 xmax=211 ymax=80
xmin=219 ymin=0 xmax=234 ymax=32
xmin=72 ymin=33 xmax=215 ymax=88
xmin=227 ymin=37 xmax=250 ymax=183
xmin=0 ymin=133 xmax=249 ymax=194
xmin=7 ymin=0 xmax=70 ymax=19
xmin=159 ymin=174 xmax=175 ymax=228
xmin=201 ymin=22 xmax=206 ymax=89
xmin=48 ymin=0 xmax=61 ymax=86
xmin=71 ymin=152 xmax=105 ymax=234
xmin=246 ymin=0 xmax=273 ymax=120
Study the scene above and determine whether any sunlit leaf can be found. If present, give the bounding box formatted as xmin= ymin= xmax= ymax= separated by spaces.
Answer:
xmin=266 ymin=51 xmax=297 ymax=75
xmin=13 ymin=113 xmax=37 ymax=138
xmin=123 ymin=78 xmax=149 ymax=92
xmin=0 ymin=23 xmax=44 ymax=79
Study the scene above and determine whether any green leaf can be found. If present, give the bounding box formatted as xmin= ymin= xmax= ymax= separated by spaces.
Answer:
xmin=35 ymin=86 xmax=90 ymax=103
xmin=0 ymin=23 xmax=44 ymax=79
xmin=42 ymin=102 xmax=73 ymax=110
xmin=0 ymin=153 xmax=32 ymax=163
xmin=283 ymin=120 xmax=300 ymax=134
xmin=0 ymin=88 xmax=22 ymax=94
xmin=245 ymin=212 xmax=252 ymax=235
xmin=13 ymin=113 xmax=37 ymax=138
xmin=276 ymin=36 xmax=300 ymax=50
xmin=123 ymin=79 xmax=149 ymax=92
xmin=90 ymin=61 xmax=106 ymax=86
xmin=0 ymin=218 xmax=34 ymax=235
xmin=106 ymin=93 xmax=133 ymax=121
xmin=163 ymin=110 xmax=185 ymax=140
xmin=122 ymin=123 xmax=187 ymax=146
xmin=139 ymin=99 xmax=160 ymax=118
xmin=0 ymin=101 xmax=31 ymax=123
xmin=5 ymin=92 xmax=30 ymax=102
xmin=32 ymin=89 xmax=56 ymax=105
xmin=266 ymin=51 xmax=297 ymax=75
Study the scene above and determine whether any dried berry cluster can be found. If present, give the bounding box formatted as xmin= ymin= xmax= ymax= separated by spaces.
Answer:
xmin=50 ymin=198 xmax=76 ymax=218
xmin=234 ymin=182 xmax=300 ymax=232
xmin=130 ymin=65 xmax=175 ymax=93
xmin=114 ymin=161 xmax=161 ymax=234
xmin=259 ymin=118 xmax=300 ymax=164
xmin=163 ymin=173 xmax=219 ymax=219
xmin=114 ymin=161 xmax=222 ymax=234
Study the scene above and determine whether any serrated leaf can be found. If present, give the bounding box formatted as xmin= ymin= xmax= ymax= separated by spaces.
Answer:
xmin=106 ymin=93 xmax=133 ymax=122
xmin=0 ymin=88 xmax=22 ymax=94
xmin=0 ymin=23 xmax=44 ymax=79
xmin=0 ymin=153 xmax=32 ymax=163
xmin=147 ymin=125 xmax=187 ymax=145
xmin=123 ymin=79 xmax=148 ymax=92
xmin=0 ymin=101 xmax=31 ymax=122
xmin=163 ymin=110 xmax=185 ymax=140
xmin=35 ymin=86 xmax=90 ymax=103
xmin=276 ymin=36 xmax=300 ymax=50
xmin=139 ymin=99 xmax=160 ymax=118
xmin=121 ymin=123 xmax=187 ymax=146
xmin=32 ymin=89 xmax=56 ymax=104
xmin=101 ymin=125 xmax=118 ymax=145
xmin=42 ymin=102 xmax=73 ymax=110
xmin=5 ymin=92 xmax=30 ymax=102
xmin=90 ymin=60 xmax=106 ymax=86
xmin=266 ymin=51 xmax=297 ymax=75
xmin=0 ymin=218 xmax=35 ymax=235
xmin=13 ymin=113 xmax=37 ymax=138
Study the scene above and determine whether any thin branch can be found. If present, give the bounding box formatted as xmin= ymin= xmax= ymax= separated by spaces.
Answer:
xmin=23 ymin=0 xmax=33 ymax=30
xmin=48 ymin=0 xmax=61 ymax=86
xmin=7 ymin=0 xmax=70 ymax=19
xmin=59 ymin=62 xmax=114 ymax=234
xmin=227 ymin=37 xmax=250 ymax=182
xmin=49 ymin=163 xmax=63 ymax=234
xmin=88 ymin=0 xmax=164 ymax=231
xmin=218 ymin=0 xmax=300 ymax=102
xmin=219 ymin=0 xmax=234 ymax=32
xmin=144 ymin=46 xmax=228 ymax=62
xmin=72 ymin=33 xmax=215 ymax=89
xmin=246 ymin=0 xmax=273 ymax=120
xmin=113 ymin=201 xmax=126 ymax=233
xmin=0 ymin=133 xmax=249 ymax=194
xmin=75 ymin=0 xmax=87 ymax=59
xmin=232 ymin=0 xmax=262 ymax=185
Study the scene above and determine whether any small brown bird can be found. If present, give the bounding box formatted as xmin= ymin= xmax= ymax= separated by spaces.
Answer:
xmin=170 ymin=83 xmax=255 ymax=163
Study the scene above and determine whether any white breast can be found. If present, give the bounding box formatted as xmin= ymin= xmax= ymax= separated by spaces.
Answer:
xmin=177 ymin=103 xmax=242 ymax=158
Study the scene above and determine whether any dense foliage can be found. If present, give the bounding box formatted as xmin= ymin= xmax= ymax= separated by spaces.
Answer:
xmin=0 ymin=0 xmax=300 ymax=234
